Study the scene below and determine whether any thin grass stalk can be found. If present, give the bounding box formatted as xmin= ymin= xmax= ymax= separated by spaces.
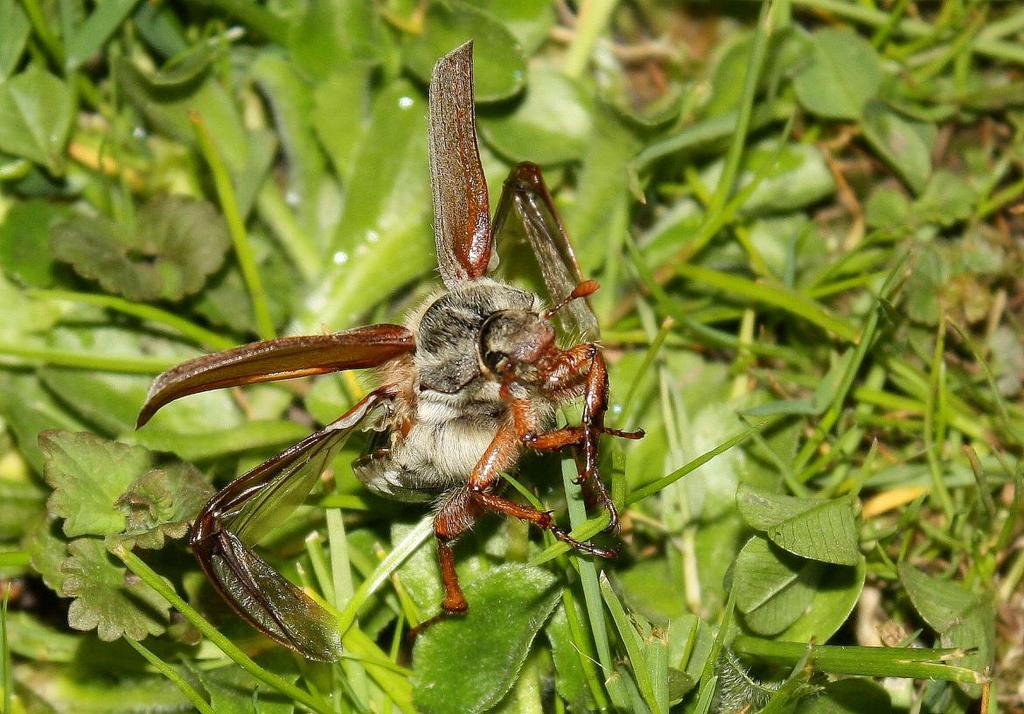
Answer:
xmin=190 ymin=111 xmax=276 ymax=341
xmin=111 ymin=545 xmax=333 ymax=714
xmin=124 ymin=638 xmax=215 ymax=714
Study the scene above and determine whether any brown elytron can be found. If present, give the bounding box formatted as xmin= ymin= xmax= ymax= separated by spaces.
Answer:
xmin=136 ymin=41 xmax=642 ymax=660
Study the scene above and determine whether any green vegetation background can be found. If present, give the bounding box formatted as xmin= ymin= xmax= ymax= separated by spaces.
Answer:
xmin=0 ymin=0 xmax=1020 ymax=712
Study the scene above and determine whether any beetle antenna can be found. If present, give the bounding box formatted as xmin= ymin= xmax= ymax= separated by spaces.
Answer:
xmin=545 ymin=280 xmax=599 ymax=320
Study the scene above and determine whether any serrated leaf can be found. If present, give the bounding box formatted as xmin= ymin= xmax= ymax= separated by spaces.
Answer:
xmin=24 ymin=517 xmax=69 ymax=594
xmin=793 ymin=27 xmax=881 ymax=119
xmin=110 ymin=464 xmax=213 ymax=550
xmin=61 ymin=537 xmax=170 ymax=641
xmin=41 ymin=430 xmax=154 ymax=537
xmin=51 ymin=195 xmax=231 ymax=302
xmin=733 ymin=535 xmax=822 ymax=636
xmin=0 ymin=66 xmax=75 ymax=174
xmin=403 ymin=1 xmax=526 ymax=103
xmin=737 ymin=484 xmax=860 ymax=565
xmin=412 ymin=563 xmax=560 ymax=714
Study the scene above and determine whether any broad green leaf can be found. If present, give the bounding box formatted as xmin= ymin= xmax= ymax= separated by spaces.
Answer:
xmin=61 ymin=537 xmax=170 ymax=641
xmin=0 ymin=199 xmax=65 ymax=287
xmin=899 ymin=562 xmax=984 ymax=632
xmin=777 ymin=556 xmax=866 ymax=643
xmin=567 ymin=110 xmax=640 ymax=272
xmin=0 ymin=373 xmax=88 ymax=473
xmin=899 ymin=564 xmax=994 ymax=696
xmin=0 ymin=2 xmax=30 ymax=80
xmin=297 ymin=80 xmax=433 ymax=331
xmin=904 ymin=243 xmax=946 ymax=324
xmin=793 ymin=28 xmax=882 ymax=119
xmin=545 ymin=604 xmax=592 ymax=711
xmin=41 ymin=430 xmax=153 ymax=537
xmin=290 ymin=0 xmax=392 ymax=80
xmin=313 ymin=68 xmax=372 ymax=182
xmin=614 ymin=557 xmax=687 ymax=621
xmin=129 ymin=419 xmax=309 ymax=463
xmin=0 ymin=477 xmax=44 ymax=540
xmin=733 ymin=535 xmax=822 ymax=636
xmin=0 ymin=66 xmax=75 ymax=174
xmin=699 ymin=142 xmax=835 ymax=216
xmin=110 ymin=464 xmax=214 ymax=550
xmin=13 ymin=656 xmax=192 ymax=711
xmin=0 ymin=271 xmax=60 ymax=340
xmin=795 ymin=678 xmax=892 ymax=712
xmin=40 ymin=368 xmax=150 ymax=437
xmin=3 ymin=611 xmax=80 ymax=663
xmin=703 ymin=27 xmax=810 ymax=119
xmin=737 ymin=484 xmax=860 ymax=565
xmin=403 ymin=1 xmax=526 ymax=103
xmin=117 ymin=56 xmax=251 ymax=195
xmin=64 ymin=0 xmax=139 ymax=72
xmin=480 ymin=68 xmax=592 ymax=164
xmin=471 ymin=0 xmax=555 ymax=54
xmin=51 ymin=195 xmax=231 ymax=302
xmin=861 ymin=101 xmax=933 ymax=194
xmin=193 ymin=238 xmax=296 ymax=334
xmin=252 ymin=52 xmax=332 ymax=242
xmin=412 ymin=563 xmax=560 ymax=714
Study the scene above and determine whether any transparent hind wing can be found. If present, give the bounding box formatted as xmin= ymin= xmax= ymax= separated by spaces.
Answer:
xmin=491 ymin=162 xmax=600 ymax=340
xmin=190 ymin=387 xmax=396 ymax=660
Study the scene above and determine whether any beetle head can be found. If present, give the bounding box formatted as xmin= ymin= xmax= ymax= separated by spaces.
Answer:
xmin=478 ymin=310 xmax=555 ymax=381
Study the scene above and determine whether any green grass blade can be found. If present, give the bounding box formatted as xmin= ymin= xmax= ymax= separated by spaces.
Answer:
xmin=124 ymin=638 xmax=215 ymax=714
xmin=190 ymin=111 xmax=276 ymax=341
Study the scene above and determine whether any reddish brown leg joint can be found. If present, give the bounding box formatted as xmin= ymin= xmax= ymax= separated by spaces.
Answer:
xmin=469 ymin=488 xmax=617 ymax=559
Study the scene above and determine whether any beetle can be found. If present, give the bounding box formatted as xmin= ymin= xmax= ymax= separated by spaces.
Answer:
xmin=136 ymin=41 xmax=642 ymax=660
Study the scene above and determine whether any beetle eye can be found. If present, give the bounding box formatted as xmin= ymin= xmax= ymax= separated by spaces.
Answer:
xmin=484 ymin=351 xmax=509 ymax=373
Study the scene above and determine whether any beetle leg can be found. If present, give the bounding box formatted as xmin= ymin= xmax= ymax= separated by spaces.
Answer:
xmin=532 ymin=345 xmax=643 ymax=532
xmin=467 ymin=424 xmax=616 ymax=557
xmin=408 ymin=492 xmax=478 ymax=639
